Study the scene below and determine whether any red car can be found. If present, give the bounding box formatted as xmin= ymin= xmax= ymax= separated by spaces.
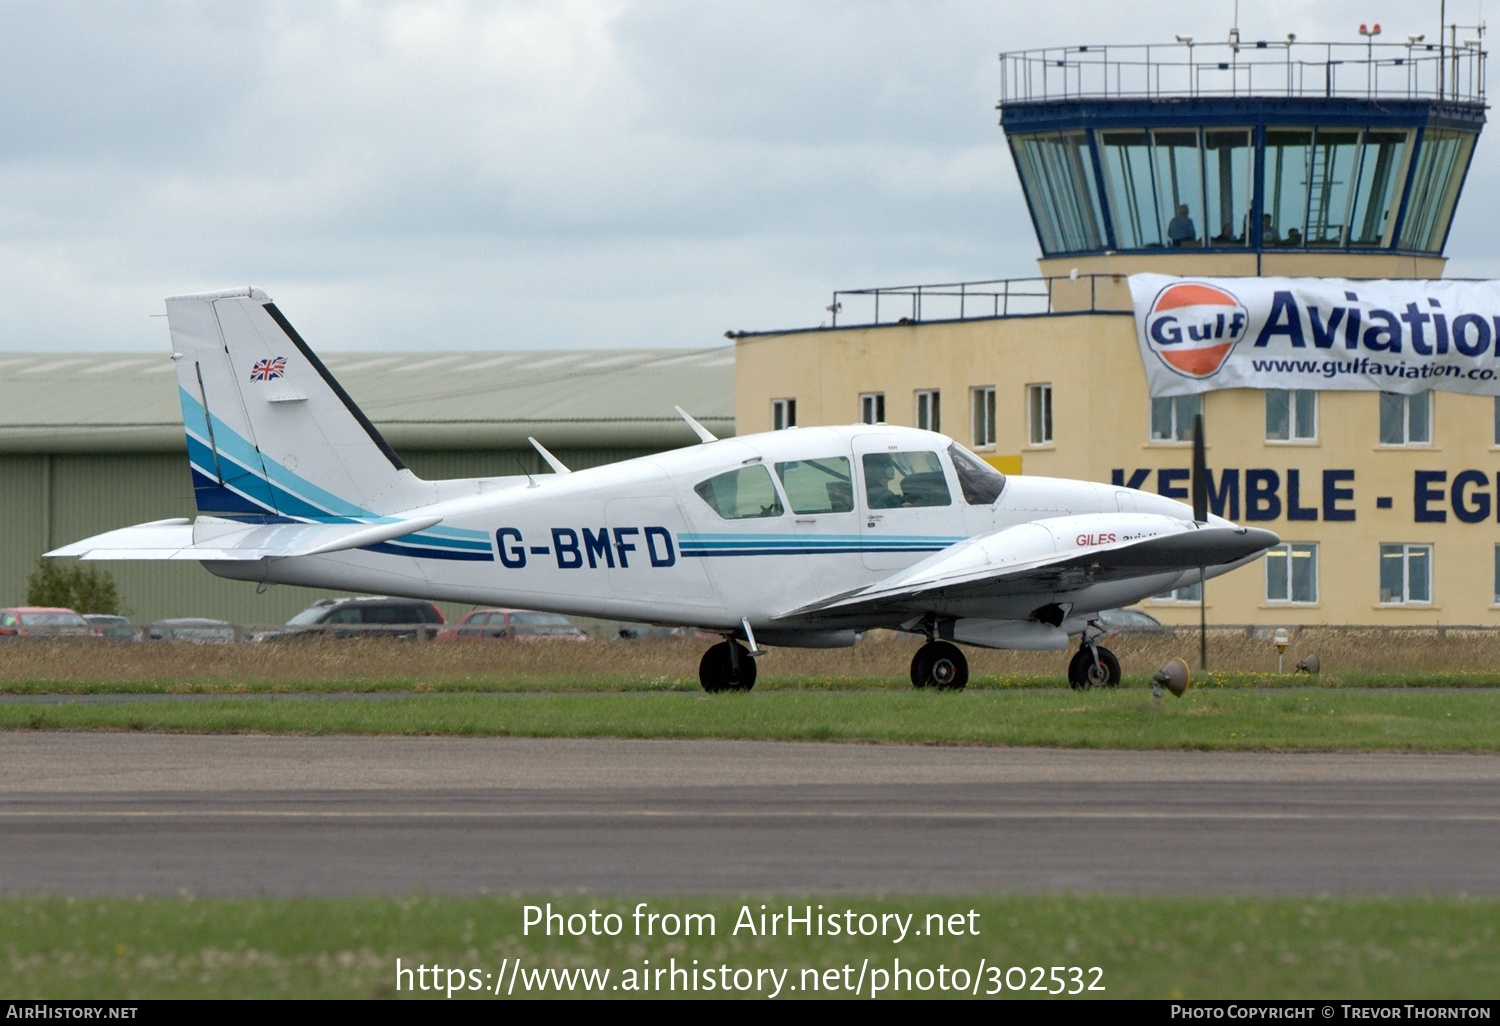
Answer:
xmin=0 ymin=607 xmax=102 ymax=638
xmin=437 ymin=609 xmax=590 ymax=642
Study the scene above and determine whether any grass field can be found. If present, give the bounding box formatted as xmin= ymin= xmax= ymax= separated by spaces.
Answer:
xmin=4 ymin=895 xmax=1496 ymax=999
xmin=5 ymin=630 xmax=1500 ymax=693
xmin=4 ymin=688 xmax=1499 ymax=750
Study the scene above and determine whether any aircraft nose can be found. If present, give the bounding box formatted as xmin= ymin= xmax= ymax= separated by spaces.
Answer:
xmin=1239 ymin=527 xmax=1281 ymax=551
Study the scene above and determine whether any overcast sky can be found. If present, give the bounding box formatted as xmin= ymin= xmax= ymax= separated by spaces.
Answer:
xmin=0 ymin=0 xmax=1491 ymax=352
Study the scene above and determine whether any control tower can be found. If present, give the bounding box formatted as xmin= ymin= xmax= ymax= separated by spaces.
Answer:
xmin=734 ymin=32 xmax=1499 ymax=628
xmin=999 ymin=36 xmax=1486 ymax=283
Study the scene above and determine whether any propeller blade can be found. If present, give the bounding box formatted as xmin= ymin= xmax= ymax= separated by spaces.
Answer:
xmin=1191 ymin=412 xmax=1208 ymax=523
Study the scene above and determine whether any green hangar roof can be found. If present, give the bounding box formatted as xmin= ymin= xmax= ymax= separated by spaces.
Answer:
xmin=0 ymin=348 xmax=736 ymax=454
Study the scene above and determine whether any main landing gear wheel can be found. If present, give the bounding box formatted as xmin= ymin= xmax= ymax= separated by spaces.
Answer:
xmin=910 ymin=641 xmax=968 ymax=691
xmin=699 ymin=641 xmax=757 ymax=693
xmin=1068 ymin=646 xmax=1120 ymax=690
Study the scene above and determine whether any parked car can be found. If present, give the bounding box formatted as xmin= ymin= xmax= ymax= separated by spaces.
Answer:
xmin=0 ymin=607 xmax=101 ymax=638
xmin=147 ymin=618 xmax=237 ymax=643
xmin=436 ymin=609 xmax=589 ymax=642
xmin=1095 ymin=607 xmax=1169 ymax=635
xmin=84 ymin=614 xmax=140 ymax=641
xmin=261 ymin=596 xmax=446 ymax=641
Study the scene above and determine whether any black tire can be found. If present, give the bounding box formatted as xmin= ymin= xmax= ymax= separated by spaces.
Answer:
xmin=698 ymin=641 xmax=757 ymax=693
xmin=910 ymin=641 xmax=968 ymax=690
xmin=1067 ymin=646 xmax=1121 ymax=690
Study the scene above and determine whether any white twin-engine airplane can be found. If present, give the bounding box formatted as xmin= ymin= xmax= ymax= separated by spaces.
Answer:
xmin=51 ymin=288 xmax=1279 ymax=692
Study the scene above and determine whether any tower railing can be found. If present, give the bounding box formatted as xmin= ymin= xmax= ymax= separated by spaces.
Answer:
xmin=828 ymin=274 xmax=1130 ymax=328
xmin=1000 ymin=39 xmax=1485 ymax=105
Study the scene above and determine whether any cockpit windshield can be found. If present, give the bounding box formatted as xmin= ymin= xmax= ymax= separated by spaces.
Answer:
xmin=947 ymin=443 xmax=1006 ymax=505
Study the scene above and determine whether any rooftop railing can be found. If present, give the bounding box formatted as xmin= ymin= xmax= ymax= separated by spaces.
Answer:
xmin=1000 ymin=38 xmax=1486 ymax=105
xmin=828 ymin=274 xmax=1130 ymax=329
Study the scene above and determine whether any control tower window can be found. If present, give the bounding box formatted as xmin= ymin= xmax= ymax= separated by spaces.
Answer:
xmin=1100 ymin=130 xmax=1163 ymax=249
xmin=1349 ymin=130 xmax=1411 ymax=248
xmin=1400 ymin=130 xmax=1476 ymax=253
xmin=1262 ymin=129 xmax=1313 ymax=247
xmin=1308 ymin=130 xmax=1363 ymax=247
xmin=1204 ymin=130 xmax=1252 ymax=246
xmin=1010 ymin=131 xmax=1107 ymax=254
xmin=1154 ymin=130 xmax=1203 ymax=248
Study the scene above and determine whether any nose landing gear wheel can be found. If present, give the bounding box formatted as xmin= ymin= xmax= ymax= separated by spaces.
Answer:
xmin=910 ymin=641 xmax=968 ymax=690
xmin=699 ymin=641 xmax=757 ymax=692
xmin=1068 ymin=646 xmax=1120 ymax=690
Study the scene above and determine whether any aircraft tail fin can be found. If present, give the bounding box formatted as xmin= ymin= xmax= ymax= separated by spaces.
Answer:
xmin=168 ymin=288 xmax=429 ymax=519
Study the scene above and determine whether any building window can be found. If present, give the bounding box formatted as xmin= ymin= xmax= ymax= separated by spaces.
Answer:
xmin=1379 ymin=543 xmax=1432 ymax=605
xmin=859 ymin=392 xmax=885 ymax=425
xmin=915 ymin=390 xmax=940 ymax=432
xmin=1265 ymin=389 xmax=1317 ymax=441
xmin=1150 ymin=393 xmax=1201 ymax=442
xmin=1378 ymin=391 xmax=1431 ymax=445
xmin=1265 ymin=543 xmax=1318 ymax=604
xmin=771 ymin=398 xmax=796 ymax=431
xmin=971 ymin=387 xmax=996 ymax=447
xmin=1027 ymin=384 xmax=1053 ymax=445
xmin=1154 ymin=581 xmax=1202 ymax=603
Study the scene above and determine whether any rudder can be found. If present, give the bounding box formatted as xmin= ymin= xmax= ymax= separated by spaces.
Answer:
xmin=168 ymin=287 xmax=429 ymax=519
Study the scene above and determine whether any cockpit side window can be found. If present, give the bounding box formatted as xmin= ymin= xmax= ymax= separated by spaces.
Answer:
xmin=862 ymin=451 xmax=951 ymax=509
xmin=774 ymin=457 xmax=854 ymax=514
xmin=694 ymin=464 xmax=785 ymax=520
xmin=948 ymin=442 xmax=1006 ymax=505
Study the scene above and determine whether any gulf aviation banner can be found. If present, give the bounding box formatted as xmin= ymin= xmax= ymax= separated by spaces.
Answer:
xmin=1129 ymin=273 xmax=1500 ymax=397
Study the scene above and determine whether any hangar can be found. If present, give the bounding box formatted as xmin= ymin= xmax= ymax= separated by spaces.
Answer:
xmin=735 ymin=36 xmax=1497 ymax=627
xmin=0 ymin=347 xmax=733 ymax=623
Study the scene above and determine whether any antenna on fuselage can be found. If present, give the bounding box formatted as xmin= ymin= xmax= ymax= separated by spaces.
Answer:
xmin=675 ymin=406 xmax=718 ymax=444
xmin=528 ymin=436 xmax=571 ymax=475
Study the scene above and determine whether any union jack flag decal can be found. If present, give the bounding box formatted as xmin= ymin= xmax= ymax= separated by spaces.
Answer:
xmin=250 ymin=357 xmax=287 ymax=382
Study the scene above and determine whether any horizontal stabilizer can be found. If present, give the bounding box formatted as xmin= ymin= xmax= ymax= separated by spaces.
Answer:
xmin=48 ymin=516 xmax=443 ymax=561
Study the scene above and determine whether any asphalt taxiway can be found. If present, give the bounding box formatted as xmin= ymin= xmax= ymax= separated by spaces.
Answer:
xmin=2 ymin=734 xmax=1497 ymax=895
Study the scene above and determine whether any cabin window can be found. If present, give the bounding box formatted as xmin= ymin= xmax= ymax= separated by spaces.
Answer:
xmin=775 ymin=457 xmax=855 ymax=514
xmin=948 ymin=443 xmax=1005 ymax=505
xmin=862 ymin=451 xmax=951 ymax=509
xmin=694 ymin=465 xmax=785 ymax=520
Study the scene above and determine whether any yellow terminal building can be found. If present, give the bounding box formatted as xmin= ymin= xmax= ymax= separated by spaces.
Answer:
xmin=734 ymin=37 xmax=1493 ymax=626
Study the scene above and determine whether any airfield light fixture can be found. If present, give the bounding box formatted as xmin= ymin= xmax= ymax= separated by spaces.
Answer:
xmin=1151 ymin=658 xmax=1191 ymax=700
xmin=1272 ymin=628 xmax=1290 ymax=673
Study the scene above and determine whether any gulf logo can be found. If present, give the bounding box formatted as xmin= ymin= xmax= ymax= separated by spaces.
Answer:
xmin=1144 ymin=281 xmax=1249 ymax=379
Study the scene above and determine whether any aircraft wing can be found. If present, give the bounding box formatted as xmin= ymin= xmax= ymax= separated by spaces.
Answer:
xmin=47 ymin=516 xmax=444 ymax=561
xmin=779 ymin=514 xmax=1279 ymax=621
